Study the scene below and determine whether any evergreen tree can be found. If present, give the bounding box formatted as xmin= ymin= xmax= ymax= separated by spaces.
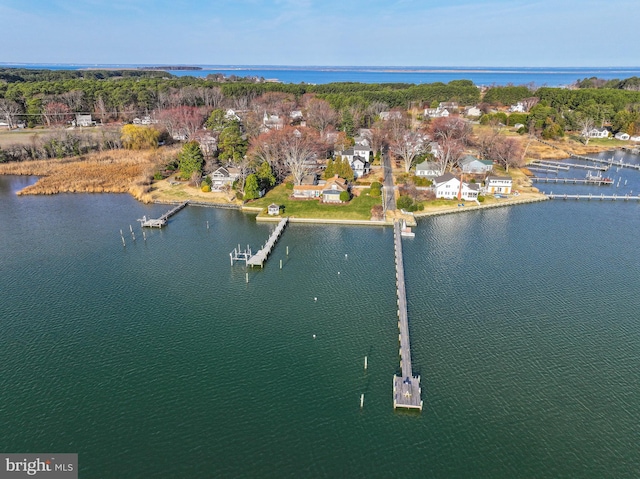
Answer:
xmin=324 ymin=158 xmax=335 ymax=178
xmin=244 ymin=174 xmax=261 ymax=200
xmin=256 ymin=161 xmax=276 ymax=188
xmin=177 ymin=141 xmax=205 ymax=179
xmin=218 ymin=121 xmax=247 ymax=163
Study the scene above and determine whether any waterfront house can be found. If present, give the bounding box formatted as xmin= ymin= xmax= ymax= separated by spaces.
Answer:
xmin=588 ymin=127 xmax=609 ymax=138
xmin=209 ymin=166 xmax=239 ymax=190
xmin=433 ymin=173 xmax=479 ymax=201
xmin=415 ymin=160 xmax=441 ymax=178
xmin=0 ymin=121 xmax=10 ymax=130
xmin=630 ymin=135 xmax=640 ymax=142
xmin=459 ymin=155 xmax=493 ymax=174
xmin=334 ymin=147 xmax=371 ymax=178
xmin=614 ymin=132 xmax=630 ymax=141
xmin=292 ymin=184 xmax=323 ymax=199
xmin=485 ymin=176 xmax=513 ymax=194
xmin=322 ymin=175 xmax=349 ymax=203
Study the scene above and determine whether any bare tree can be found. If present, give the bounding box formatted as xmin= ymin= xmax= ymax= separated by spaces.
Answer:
xmin=42 ymin=102 xmax=72 ymax=127
xmin=478 ymin=127 xmax=524 ymax=172
xmin=579 ymin=116 xmax=595 ymax=145
xmin=390 ymin=129 xmax=427 ymax=173
xmin=157 ymin=106 xmax=206 ymax=139
xmin=0 ymin=99 xmax=22 ymax=129
xmin=430 ymin=117 xmax=471 ymax=173
xmin=60 ymin=90 xmax=85 ymax=112
xmin=305 ymin=98 xmax=338 ymax=134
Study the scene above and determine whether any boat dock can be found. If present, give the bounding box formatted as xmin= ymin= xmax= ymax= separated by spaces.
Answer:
xmin=230 ymin=217 xmax=289 ymax=268
xmin=138 ymin=201 xmax=189 ymax=228
xmin=545 ymin=193 xmax=640 ymax=201
xmin=534 ymin=160 xmax=607 ymax=171
xmin=392 ymin=221 xmax=423 ymax=411
xmin=531 ymin=175 xmax=613 ymax=185
xmin=576 ymin=156 xmax=640 ymax=171
xmin=529 ymin=160 xmax=569 ymax=171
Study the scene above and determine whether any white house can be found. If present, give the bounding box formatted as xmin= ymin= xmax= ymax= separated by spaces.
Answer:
xmin=225 ymin=109 xmax=241 ymax=122
xmin=433 ymin=173 xmax=480 ymax=201
xmin=415 ymin=160 xmax=441 ymax=178
xmin=73 ymin=114 xmax=96 ymax=127
xmin=0 ymin=121 xmax=10 ymax=130
xmin=353 ymin=144 xmax=372 ymax=162
xmin=588 ymin=127 xmax=609 ymax=138
xmin=459 ymin=155 xmax=493 ymax=174
xmin=379 ymin=111 xmax=403 ymax=121
xmin=133 ymin=116 xmax=157 ymax=125
xmin=262 ymin=112 xmax=284 ymax=131
xmin=630 ymin=135 xmax=640 ymax=142
xmin=464 ymin=106 xmax=482 ymax=117
xmin=208 ymin=166 xmax=239 ymax=190
xmin=424 ymin=107 xmax=450 ymax=118
xmin=509 ymin=102 xmax=525 ymax=113
xmin=513 ymin=123 xmax=525 ymax=130
xmin=614 ymin=132 xmax=630 ymax=141
xmin=485 ymin=176 xmax=513 ymax=194
xmin=350 ymin=157 xmax=371 ymax=178
xmin=439 ymin=102 xmax=459 ymax=112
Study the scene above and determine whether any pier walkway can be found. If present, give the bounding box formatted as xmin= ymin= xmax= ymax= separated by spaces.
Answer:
xmin=579 ymin=156 xmax=640 ymax=171
xmin=545 ymin=193 xmax=640 ymax=201
xmin=532 ymin=159 xmax=607 ymax=171
xmin=532 ymin=176 xmax=613 ymax=185
xmin=138 ymin=201 xmax=189 ymax=228
xmin=392 ymin=221 xmax=423 ymax=411
xmin=230 ymin=217 xmax=289 ymax=268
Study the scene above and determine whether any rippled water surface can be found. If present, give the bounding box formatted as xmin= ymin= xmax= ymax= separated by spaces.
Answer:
xmin=1 ymin=154 xmax=640 ymax=477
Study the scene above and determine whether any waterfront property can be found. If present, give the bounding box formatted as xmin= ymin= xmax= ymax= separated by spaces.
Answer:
xmin=485 ymin=176 xmax=513 ymax=194
xmin=459 ymin=155 xmax=494 ymax=174
xmin=137 ymin=201 xmax=189 ymax=227
xmin=415 ymin=160 xmax=441 ymax=178
xmin=433 ymin=173 xmax=480 ymax=201
xmin=209 ymin=166 xmax=240 ymax=190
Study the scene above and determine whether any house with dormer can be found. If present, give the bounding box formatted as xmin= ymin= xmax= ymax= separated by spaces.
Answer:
xmin=415 ymin=160 xmax=441 ymax=178
xmin=433 ymin=173 xmax=480 ymax=201
xmin=459 ymin=155 xmax=493 ymax=174
xmin=209 ymin=166 xmax=239 ymax=190
xmin=484 ymin=176 xmax=513 ymax=194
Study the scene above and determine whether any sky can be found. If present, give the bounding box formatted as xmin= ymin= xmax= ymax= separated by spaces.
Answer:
xmin=0 ymin=0 xmax=637 ymax=67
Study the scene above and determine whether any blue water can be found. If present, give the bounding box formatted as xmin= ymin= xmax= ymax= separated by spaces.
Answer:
xmin=2 ymin=64 xmax=640 ymax=86
xmin=2 ymin=150 xmax=640 ymax=477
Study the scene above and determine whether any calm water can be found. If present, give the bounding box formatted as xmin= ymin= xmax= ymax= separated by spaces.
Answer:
xmin=1 ymin=152 xmax=640 ymax=477
xmin=3 ymin=64 xmax=640 ymax=86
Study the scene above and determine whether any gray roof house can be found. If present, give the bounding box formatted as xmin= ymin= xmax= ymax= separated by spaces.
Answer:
xmin=415 ymin=160 xmax=441 ymax=178
xmin=459 ymin=155 xmax=493 ymax=174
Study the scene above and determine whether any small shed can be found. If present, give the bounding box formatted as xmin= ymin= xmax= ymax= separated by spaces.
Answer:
xmin=268 ymin=204 xmax=280 ymax=216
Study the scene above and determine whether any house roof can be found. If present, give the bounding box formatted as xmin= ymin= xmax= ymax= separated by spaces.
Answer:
xmin=458 ymin=155 xmax=481 ymax=165
xmin=486 ymin=175 xmax=512 ymax=182
xmin=433 ymin=173 xmax=456 ymax=184
xmin=415 ymin=160 xmax=439 ymax=171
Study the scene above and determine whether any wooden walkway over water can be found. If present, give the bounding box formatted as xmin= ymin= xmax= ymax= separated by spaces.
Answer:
xmin=392 ymin=221 xmax=423 ymax=411
xmin=138 ymin=201 xmax=189 ymax=228
xmin=531 ymin=176 xmax=613 ymax=185
xmin=532 ymin=159 xmax=607 ymax=171
xmin=545 ymin=193 xmax=640 ymax=201
xmin=577 ymin=156 xmax=640 ymax=171
xmin=230 ymin=217 xmax=289 ymax=268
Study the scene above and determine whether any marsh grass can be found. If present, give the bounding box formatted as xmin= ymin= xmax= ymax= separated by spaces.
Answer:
xmin=0 ymin=147 xmax=179 ymax=203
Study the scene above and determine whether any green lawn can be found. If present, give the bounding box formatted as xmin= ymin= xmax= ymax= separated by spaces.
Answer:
xmin=248 ymin=184 xmax=381 ymax=220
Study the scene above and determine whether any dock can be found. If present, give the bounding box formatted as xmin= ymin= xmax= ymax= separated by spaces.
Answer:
xmin=531 ymin=176 xmax=613 ymax=185
xmin=545 ymin=193 xmax=640 ymax=201
xmin=576 ymin=156 xmax=640 ymax=171
xmin=138 ymin=201 xmax=189 ymax=228
xmin=532 ymin=160 xmax=607 ymax=171
xmin=392 ymin=221 xmax=423 ymax=411
xmin=529 ymin=160 xmax=569 ymax=171
xmin=230 ymin=217 xmax=288 ymax=268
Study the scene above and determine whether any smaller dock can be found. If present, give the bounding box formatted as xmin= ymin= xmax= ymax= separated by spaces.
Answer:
xmin=579 ymin=156 xmax=640 ymax=171
xmin=531 ymin=176 xmax=613 ymax=185
xmin=545 ymin=193 xmax=640 ymax=201
xmin=533 ymin=160 xmax=607 ymax=172
xmin=138 ymin=201 xmax=189 ymax=228
xmin=230 ymin=217 xmax=289 ymax=268
xmin=529 ymin=160 xmax=569 ymax=171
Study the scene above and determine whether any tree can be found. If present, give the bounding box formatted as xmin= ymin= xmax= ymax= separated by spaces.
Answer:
xmin=0 ymin=99 xmax=22 ymax=129
xmin=157 ymin=106 xmax=206 ymax=140
xmin=339 ymin=190 xmax=351 ymax=202
xmin=256 ymin=161 xmax=276 ymax=189
xmin=218 ymin=121 xmax=248 ymax=163
xmin=177 ymin=141 xmax=205 ymax=179
xmin=279 ymin=127 xmax=322 ymax=185
xmin=305 ymin=98 xmax=338 ymax=134
xmin=205 ymin=108 xmax=227 ymax=131
xmin=429 ymin=117 xmax=471 ymax=173
xmin=248 ymin=129 xmax=285 ymax=181
xmin=390 ymin=129 xmax=427 ymax=173
xmin=42 ymin=102 xmax=72 ymax=127
xmin=478 ymin=127 xmax=524 ymax=172
xmin=121 ymin=124 xmax=160 ymax=150
xmin=578 ymin=116 xmax=595 ymax=145
xmin=244 ymin=173 xmax=261 ymax=200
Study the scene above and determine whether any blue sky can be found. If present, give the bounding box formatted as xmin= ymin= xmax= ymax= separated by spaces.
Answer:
xmin=0 ymin=0 xmax=636 ymax=66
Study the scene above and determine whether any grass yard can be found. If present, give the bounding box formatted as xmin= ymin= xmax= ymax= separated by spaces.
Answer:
xmin=249 ymin=184 xmax=381 ymax=220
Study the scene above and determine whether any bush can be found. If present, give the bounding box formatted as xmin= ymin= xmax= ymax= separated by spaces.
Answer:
xmin=370 ymin=181 xmax=382 ymax=190
xmin=201 ymin=184 xmax=211 ymax=192
xmin=339 ymin=190 xmax=351 ymax=202
xmin=370 ymin=187 xmax=381 ymax=198
xmin=285 ymin=182 xmax=294 ymax=190
xmin=153 ymin=171 xmax=164 ymax=180
xmin=397 ymin=195 xmax=414 ymax=209
xmin=478 ymin=195 xmax=485 ymax=203
xmin=235 ymin=191 xmax=244 ymax=200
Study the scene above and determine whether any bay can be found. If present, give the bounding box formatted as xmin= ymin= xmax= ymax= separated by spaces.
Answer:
xmin=3 ymin=63 xmax=640 ymax=86
xmin=1 ymin=151 xmax=640 ymax=477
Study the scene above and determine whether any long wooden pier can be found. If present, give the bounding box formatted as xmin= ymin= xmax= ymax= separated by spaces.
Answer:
xmin=531 ymin=176 xmax=613 ymax=185
xmin=529 ymin=160 xmax=569 ymax=171
xmin=534 ymin=160 xmax=607 ymax=171
xmin=137 ymin=201 xmax=189 ymax=228
xmin=230 ymin=217 xmax=288 ymax=268
xmin=392 ymin=221 xmax=423 ymax=411
xmin=545 ymin=193 xmax=640 ymax=201
xmin=577 ymin=156 xmax=640 ymax=171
